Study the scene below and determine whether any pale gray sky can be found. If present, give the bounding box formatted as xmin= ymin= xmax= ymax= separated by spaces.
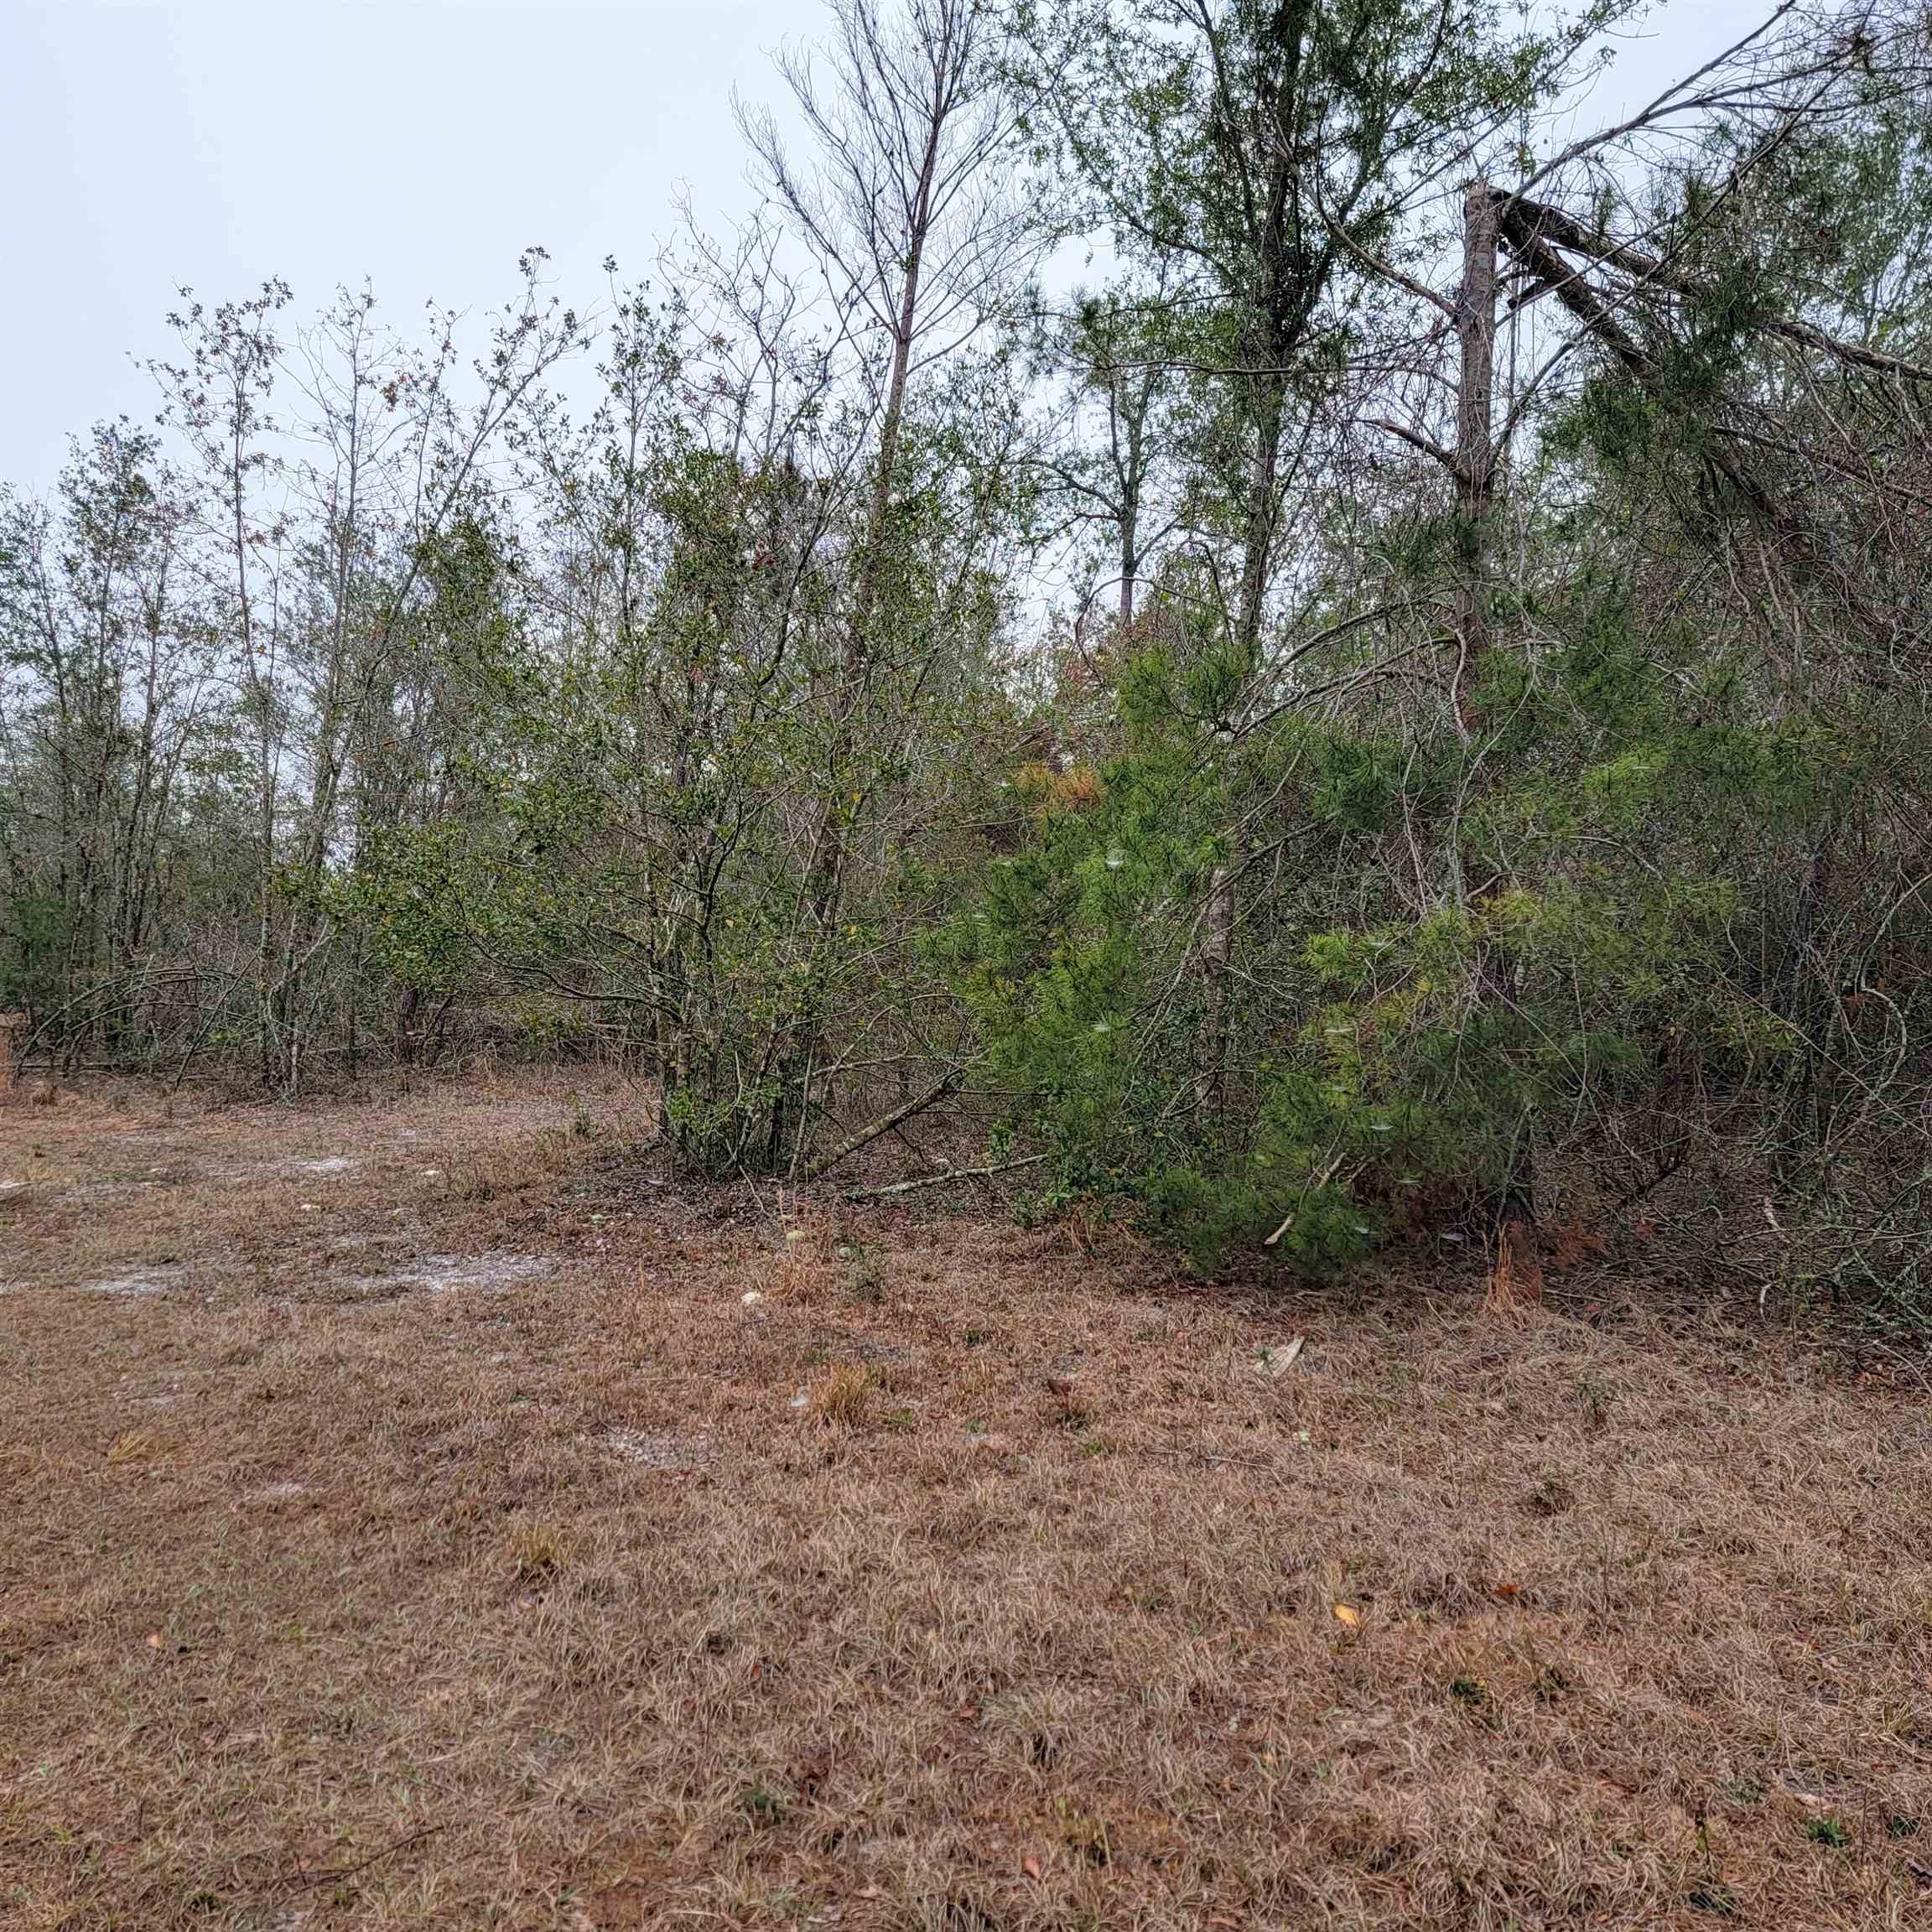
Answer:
xmin=2 ymin=0 xmax=1769 ymax=493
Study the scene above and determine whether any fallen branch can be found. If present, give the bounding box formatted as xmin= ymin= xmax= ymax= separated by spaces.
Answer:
xmin=1500 ymin=189 xmax=1932 ymax=386
xmin=802 ymin=1070 xmax=960 ymax=1182
xmin=842 ymin=1151 xmax=1048 ymax=1200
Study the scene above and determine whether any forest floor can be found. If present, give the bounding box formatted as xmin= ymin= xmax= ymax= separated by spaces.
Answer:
xmin=2 ymin=1068 xmax=1929 ymax=1932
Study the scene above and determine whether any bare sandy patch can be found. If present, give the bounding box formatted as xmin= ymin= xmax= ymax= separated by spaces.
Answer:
xmin=345 ymin=1249 xmax=558 ymax=1296
xmin=595 ymin=1426 xmax=717 ymax=1471
xmin=76 ymin=1265 xmax=190 ymax=1299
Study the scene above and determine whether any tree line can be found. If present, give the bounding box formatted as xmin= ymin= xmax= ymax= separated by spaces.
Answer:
xmin=6 ymin=0 xmax=1931 ymax=1317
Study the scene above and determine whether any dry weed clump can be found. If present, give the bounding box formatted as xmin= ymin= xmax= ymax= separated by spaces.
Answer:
xmin=805 ymin=1359 xmax=880 ymax=1426
xmin=512 ymin=1521 xmax=569 ymax=1583
xmin=1 ymin=1069 xmax=1929 ymax=1930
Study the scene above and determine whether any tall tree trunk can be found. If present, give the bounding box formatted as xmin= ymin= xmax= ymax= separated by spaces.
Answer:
xmin=1452 ymin=182 xmax=1498 ymax=732
xmin=1452 ymin=180 xmax=1540 ymax=1303
xmin=1197 ymin=3 xmax=1307 ymax=1119
xmin=1117 ymin=406 xmax=1140 ymax=629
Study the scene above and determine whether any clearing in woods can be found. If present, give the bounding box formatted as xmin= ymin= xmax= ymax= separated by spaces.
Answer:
xmin=1 ymin=1071 xmax=1928 ymax=1930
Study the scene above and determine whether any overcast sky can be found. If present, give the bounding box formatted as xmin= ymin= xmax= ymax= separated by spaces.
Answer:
xmin=3 ymin=0 xmax=1772 ymax=494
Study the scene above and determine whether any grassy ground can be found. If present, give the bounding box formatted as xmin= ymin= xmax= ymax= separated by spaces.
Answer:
xmin=2 ymin=1068 xmax=1929 ymax=1931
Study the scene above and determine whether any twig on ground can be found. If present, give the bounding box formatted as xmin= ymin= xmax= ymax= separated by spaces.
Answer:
xmin=1139 ymin=1442 xmax=1280 ymax=1472
xmin=286 ymin=1823 xmax=449 ymax=1888
xmin=842 ymin=1150 xmax=1048 ymax=1199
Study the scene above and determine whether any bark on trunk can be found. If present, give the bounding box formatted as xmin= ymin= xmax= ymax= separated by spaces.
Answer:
xmin=1452 ymin=182 xmax=1498 ymax=734
xmin=1454 ymin=181 xmax=1541 ymax=1303
xmin=1196 ymin=5 xmax=1308 ymax=1119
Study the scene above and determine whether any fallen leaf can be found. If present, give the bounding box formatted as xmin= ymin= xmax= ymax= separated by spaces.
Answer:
xmin=1493 ymin=1581 xmax=1522 ymax=1599
xmin=1332 ymin=1603 xmax=1362 ymax=1628
xmin=1259 ymin=1333 xmax=1306 ymax=1377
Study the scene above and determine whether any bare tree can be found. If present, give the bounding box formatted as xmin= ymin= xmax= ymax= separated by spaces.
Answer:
xmin=738 ymin=0 xmax=1033 ymax=1169
xmin=740 ymin=0 xmax=1031 ymax=656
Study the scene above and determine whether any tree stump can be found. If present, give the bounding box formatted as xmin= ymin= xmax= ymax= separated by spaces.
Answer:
xmin=0 ymin=1013 xmax=24 ymax=1098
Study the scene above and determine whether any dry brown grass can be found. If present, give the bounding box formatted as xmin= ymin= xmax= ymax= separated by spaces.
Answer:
xmin=2 ymin=1072 xmax=1929 ymax=1930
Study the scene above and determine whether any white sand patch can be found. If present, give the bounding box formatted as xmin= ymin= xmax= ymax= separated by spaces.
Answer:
xmin=596 ymin=1427 xmax=715 ymax=1472
xmin=346 ymin=1250 xmax=556 ymax=1296
xmin=78 ymin=1265 xmax=188 ymax=1299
